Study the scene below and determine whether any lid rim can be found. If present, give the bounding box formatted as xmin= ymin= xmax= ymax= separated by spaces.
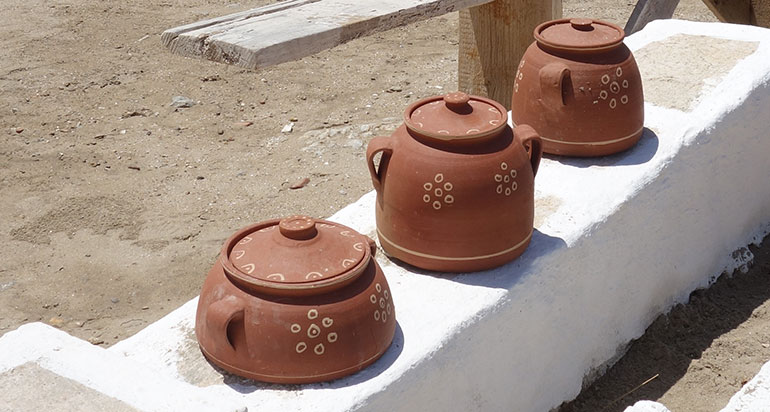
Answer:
xmin=219 ymin=219 xmax=370 ymax=295
xmin=533 ymin=18 xmax=625 ymax=53
xmin=402 ymin=94 xmax=508 ymax=142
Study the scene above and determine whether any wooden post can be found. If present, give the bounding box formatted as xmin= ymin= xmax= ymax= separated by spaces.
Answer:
xmin=624 ymin=0 xmax=681 ymax=35
xmin=751 ymin=0 xmax=770 ymax=27
xmin=700 ymin=0 xmax=752 ymax=24
xmin=458 ymin=0 xmax=561 ymax=109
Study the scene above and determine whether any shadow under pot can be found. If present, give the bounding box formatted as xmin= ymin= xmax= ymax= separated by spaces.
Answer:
xmin=195 ymin=215 xmax=396 ymax=384
xmin=367 ymin=92 xmax=542 ymax=273
xmin=511 ymin=18 xmax=645 ymax=157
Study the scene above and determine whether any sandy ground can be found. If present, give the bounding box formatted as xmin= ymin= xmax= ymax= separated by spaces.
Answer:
xmin=2 ymin=0 xmax=768 ymax=410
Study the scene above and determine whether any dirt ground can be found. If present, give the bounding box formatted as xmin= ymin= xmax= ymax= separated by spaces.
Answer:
xmin=2 ymin=0 xmax=768 ymax=410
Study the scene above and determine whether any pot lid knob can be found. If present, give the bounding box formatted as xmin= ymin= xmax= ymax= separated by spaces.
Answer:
xmin=278 ymin=215 xmax=318 ymax=240
xmin=570 ymin=18 xmax=594 ymax=31
xmin=444 ymin=91 xmax=471 ymax=113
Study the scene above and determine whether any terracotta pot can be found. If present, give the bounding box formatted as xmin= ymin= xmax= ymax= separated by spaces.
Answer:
xmin=196 ymin=216 xmax=396 ymax=384
xmin=366 ymin=92 xmax=542 ymax=272
xmin=511 ymin=18 xmax=644 ymax=157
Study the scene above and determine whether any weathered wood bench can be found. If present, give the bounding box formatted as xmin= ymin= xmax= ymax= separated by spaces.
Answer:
xmin=161 ymin=0 xmax=561 ymax=109
xmin=161 ymin=0 xmax=767 ymax=109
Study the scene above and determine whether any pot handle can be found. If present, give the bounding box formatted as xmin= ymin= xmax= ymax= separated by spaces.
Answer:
xmin=514 ymin=124 xmax=543 ymax=177
xmin=539 ymin=62 xmax=571 ymax=107
xmin=206 ymin=295 xmax=246 ymax=358
xmin=366 ymin=136 xmax=394 ymax=193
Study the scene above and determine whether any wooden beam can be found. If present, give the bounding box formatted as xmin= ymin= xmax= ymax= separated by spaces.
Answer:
xmin=751 ymin=0 xmax=770 ymax=27
xmin=624 ymin=0 xmax=681 ymax=35
xmin=700 ymin=0 xmax=751 ymax=24
xmin=162 ymin=0 xmax=492 ymax=70
xmin=458 ymin=0 xmax=561 ymax=110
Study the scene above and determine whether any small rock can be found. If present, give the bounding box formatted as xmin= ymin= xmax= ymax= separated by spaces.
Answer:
xmin=217 ymin=130 xmax=224 ymax=135
xmin=48 ymin=317 xmax=64 ymax=328
xmin=171 ymin=95 xmax=196 ymax=108
xmin=127 ymin=165 xmax=141 ymax=171
xmin=88 ymin=337 xmax=105 ymax=345
xmin=196 ymin=176 xmax=205 ymax=180
xmin=762 ymin=343 xmax=769 ymax=348
xmin=387 ymin=86 xmax=403 ymax=93
xmin=15 ymin=128 xmax=23 ymax=134
xmin=359 ymin=124 xmax=371 ymax=133
xmin=201 ymin=74 xmax=221 ymax=82
xmin=235 ymin=121 xmax=253 ymax=127
xmin=290 ymin=177 xmax=310 ymax=189
xmin=281 ymin=122 xmax=294 ymax=133
xmin=345 ymin=139 xmax=364 ymax=150
xmin=141 ymin=306 xmax=150 ymax=310
xmin=289 ymin=117 xmax=298 ymax=122
xmin=110 ymin=297 xmax=119 ymax=304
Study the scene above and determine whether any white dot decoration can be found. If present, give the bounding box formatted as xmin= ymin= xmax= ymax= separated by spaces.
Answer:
xmin=497 ymin=185 xmax=503 ymax=194
xmin=327 ymin=333 xmax=338 ymax=343
xmin=610 ymin=82 xmax=620 ymax=94
xmin=381 ymin=311 xmax=388 ymax=323
xmin=505 ymin=187 xmax=512 ymax=196
xmin=291 ymin=324 xmax=301 ymax=333
xmin=512 ymin=182 xmax=518 ymax=191
xmin=610 ymin=98 xmax=617 ymax=109
xmin=621 ymin=95 xmax=629 ymax=104
xmin=370 ymin=294 xmax=377 ymax=303
xmin=322 ymin=317 xmax=333 ymax=328
xmin=445 ymin=195 xmax=454 ymax=204
xmin=622 ymin=79 xmax=629 ymax=88
xmin=374 ymin=311 xmax=380 ymax=321
xmin=314 ymin=343 xmax=325 ymax=355
xmin=495 ymin=161 xmax=519 ymax=197
xmin=504 ymin=175 xmax=510 ymax=183
xmin=296 ymin=342 xmax=307 ymax=353
xmin=495 ymin=174 xmax=503 ymax=182
xmin=307 ymin=323 xmax=320 ymax=338
xmin=375 ymin=283 xmax=382 ymax=292
xmin=379 ymin=298 xmax=385 ymax=309
xmin=616 ymin=67 xmax=623 ymax=76
xmin=423 ymin=173 xmax=454 ymax=210
xmin=500 ymin=162 xmax=508 ymax=170
xmin=510 ymin=169 xmax=517 ymax=178
xmin=602 ymin=74 xmax=610 ymax=84
xmin=307 ymin=309 xmax=318 ymax=319
xmin=599 ymin=90 xmax=608 ymax=100
xmin=384 ymin=290 xmax=389 ymax=299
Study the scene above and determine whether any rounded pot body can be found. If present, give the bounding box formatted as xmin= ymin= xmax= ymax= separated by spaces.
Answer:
xmin=195 ymin=218 xmax=396 ymax=384
xmin=368 ymin=122 xmax=541 ymax=272
xmin=511 ymin=18 xmax=644 ymax=156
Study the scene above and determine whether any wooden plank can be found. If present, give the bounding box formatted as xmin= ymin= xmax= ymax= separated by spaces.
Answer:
xmin=700 ymin=0 xmax=751 ymax=24
xmin=751 ymin=0 xmax=770 ymax=27
xmin=458 ymin=0 xmax=561 ymax=109
xmin=624 ymin=0 xmax=681 ymax=35
xmin=162 ymin=0 xmax=492 ymax=69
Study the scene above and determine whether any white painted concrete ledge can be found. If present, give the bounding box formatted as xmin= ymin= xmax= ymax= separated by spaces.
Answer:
xmin=2 ymin=20 xmax=770 ymax=412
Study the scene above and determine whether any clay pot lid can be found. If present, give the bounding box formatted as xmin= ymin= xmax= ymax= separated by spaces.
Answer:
xmin=220 ymin=216 xmax=371 ymax=295
xmin=403 ymin=91 xmax=507 ymax=141
xmin=535 ymin=18 xmax=625 ymax=52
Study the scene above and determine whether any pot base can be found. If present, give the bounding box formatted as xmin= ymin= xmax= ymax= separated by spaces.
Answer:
xmin=539 ymin=126 xmax=644 ymax=157
xmin=377 ymin=228 xmax=533 ymax=273
xmin=199 ymin=343 xmax=390 ymax=384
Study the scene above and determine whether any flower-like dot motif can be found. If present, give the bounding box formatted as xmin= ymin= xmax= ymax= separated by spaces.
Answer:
xmin=598 ymin=67 xmax=631 ymax=110
xmin=495 ymin=162 xmax=519 ymax=197
xmin=423 ymin=173 xmax=454 ymax=210
xmin=293 ymin=309 xmax=338 ymax=355
xmin=370 ymin=282 xmax=392 ymax=325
